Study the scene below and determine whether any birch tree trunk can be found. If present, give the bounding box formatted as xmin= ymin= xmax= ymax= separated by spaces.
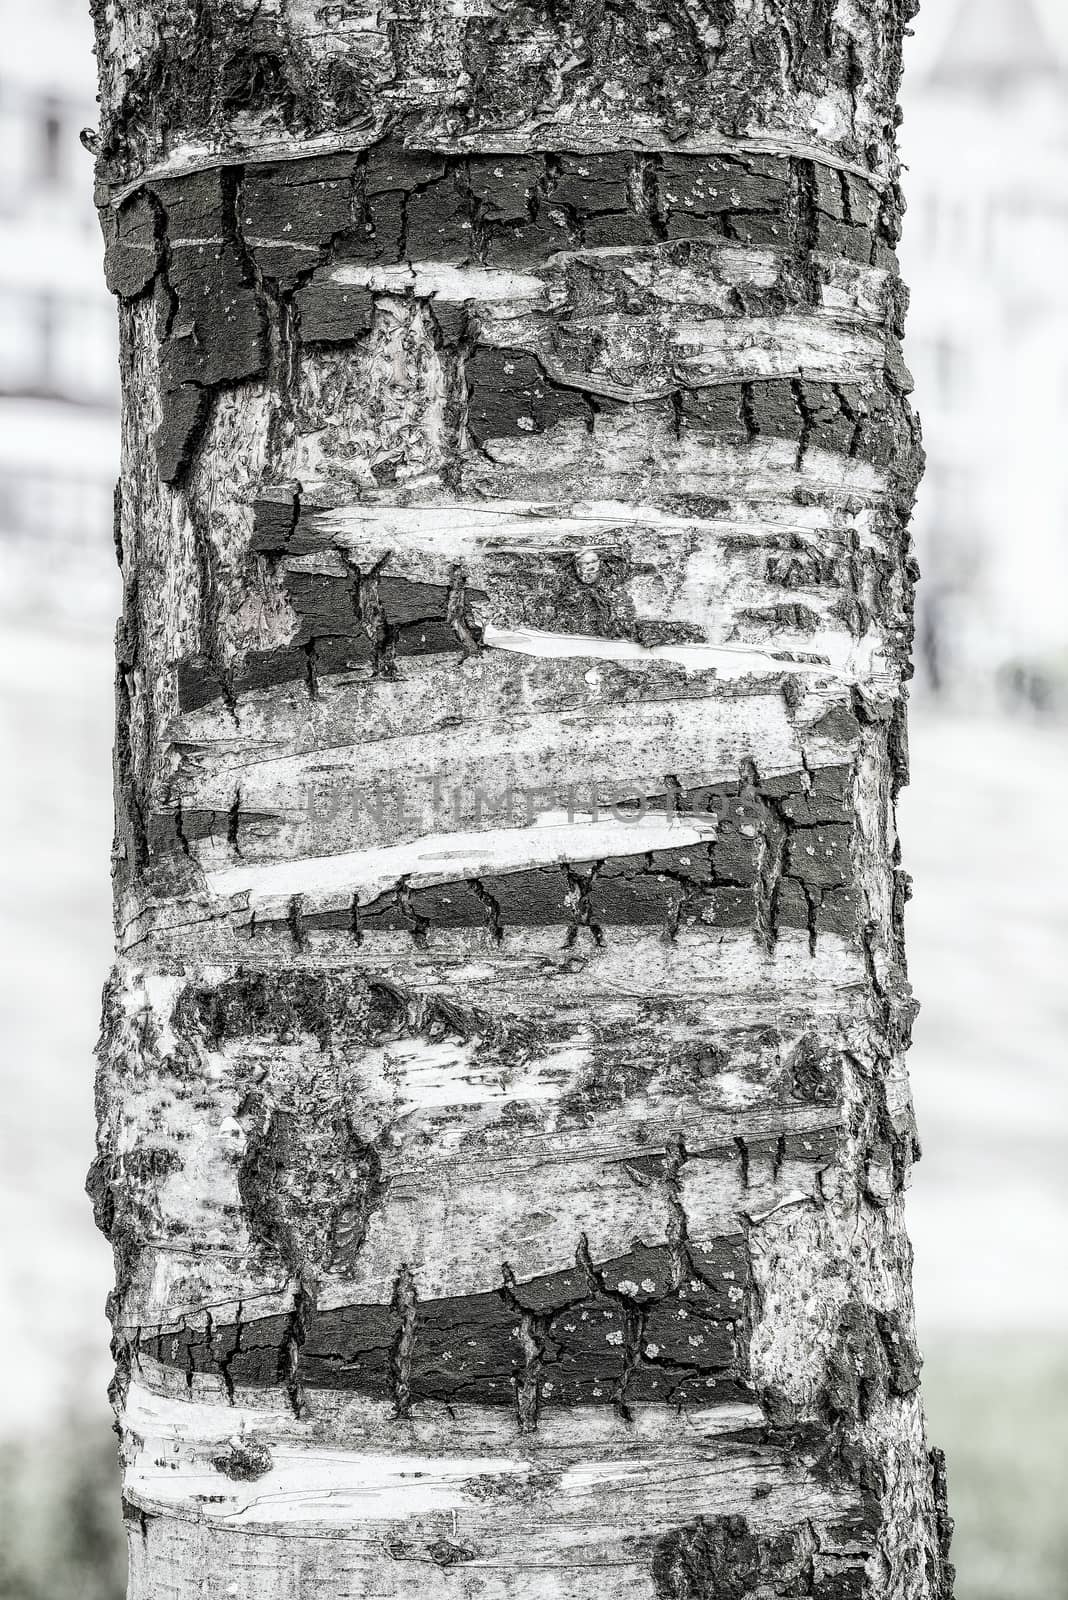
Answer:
xmin=87 ymin=2 xmax=954 ymax=1596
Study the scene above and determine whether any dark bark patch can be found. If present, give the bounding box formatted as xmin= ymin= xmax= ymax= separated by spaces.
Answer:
xmin=875 ymin=1310 xmax=922 ymax=1397
xmin=486 ymin=866 xmax=574 ymax=929
xmin=294 ymin=279 xmax=374 ymax=344
xmin=516 ymin=549 xmax=639 ymax=639
xmin=642 ymin=1298 xmax=737 ymax=1369
xmin=466 ymin=347 xmax=591 ymax=442
xmin=163 ymin=772 xmax=855 ymax=951
xmin=816 ymin=885 xmax=862 ymax=940
xmin=299 ymin=1301 xmax=397 ymax=1398
xmin=684 ymin=1235 xmax=751 ymax=1319
xmin=100 ymin=146 xmax=910 ymax=494
xmin=785 ymin=824 xmax=854 ymax=890
xmin=813 ymin=1566 xmax=867 ymax=1600
xmin=427 ymin=1539 xmax=480 ymax=1567
xmin=161 ymin=229 xmax=267 ymax=386
xmin=407 ymin=881 xmax=490 ymax=929
xmin=774 ymin=877 xmax=811 ymax=933
xmin=781 ymin=1126 xmax=840 ymax=1166
xmin=410 ymin=1289 xmax=524 ymax=1405
xmin=778 ymin=766 xmax=852 ymax=825
xmin=146 ymin=804 xmax=275 ymax=858
xmin=94 ymin=1 xmax=912 ymax=183
xmin=95 ymin=7 xmax=319 ymax=173
xmin=179 ymin=967 xmax=367 ymax=1049
xmin=468 ymin=155 xmax=542 ymax=221
xmin=104 ymin=190 xmax=164 ymax=299
xmin=155 ymin=383 xmax=213 ymax=484
xmin=804 ymin=703 xmax=862 ymax=746
xmin=211 ymin=1439 xmax=272 ymax=1481
xmin=540 ymin=1294 xmax=629 ymax=1407
xmin=175 ymin=569 xmax=483 ymax=711
xmin=151 ymin=1237 xmax=751 ymax=1408
xmin=357 ymin=889 xmax=412 ymax=935
xmin=598 ymin=1244 xmax=675 ymax=1303
xmin=825 ymin=1299 xmax=887 ymax=1422
xmin=249 ymin=488 xmax=300 ymax=553
xmin=652 ymin=1515 xmax=764 ymax=1600
xmin=587 ymin=859 xmax=691 ymax=928
xmin=507 ymin=1263 xmax=590 ymax=1315
xmin=786 ymin=1035 xmax=842 ymax=1105
xmin=239 ymin=161 xmax=354 ymax=289
xmin=85 ymin=1152 xmax=117 ymax=1242
xmin=404 ymin=178 xmax=479 ymax=264
xmin=236 ymin=1090 xmax=384 ymax=1279
xmin=148 ymin=168 xmax=269 ymax=481
xmin=178 ymin=968 xmax=528 ymax=1059
xmin=928 ymin=1447 xmax=957 ymax=1599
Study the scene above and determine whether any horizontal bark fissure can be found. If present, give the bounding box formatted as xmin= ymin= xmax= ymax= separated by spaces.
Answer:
xmin=141 ymin=761 xmax=859 ymax=950
xmin=99 ymin=145 xmax=910 ymax=490
xmin=149 ymin=839 xmax=858 ymax=949
xmin=145 ymin=1237 xmax=755 ymax=1415
xmin=104 ymin=136 xmax=893 ymax=212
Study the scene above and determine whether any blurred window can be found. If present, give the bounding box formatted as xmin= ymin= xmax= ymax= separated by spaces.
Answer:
xmin=0 ymin=466 xmax=113 ymax=547
xmin=41 ymin=99 xmax=64 ymax=184
xmin=0 ymin=291 xmax=40 ymax=389
xmin=935 ymin=338 xmax=968 ymax=402
xmin=50 ymin=297 xmax=116 ymax=404
xmin=925 ymin=462 xmax=975 ymax=535
xmin=0 ymin=81 xmax=93 ymax=202
xmin=0 ymin=289 xmax=115 ymax=404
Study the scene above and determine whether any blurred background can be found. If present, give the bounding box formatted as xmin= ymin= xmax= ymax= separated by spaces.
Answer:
xmin=0 ymin=0 xmax=1065 ymax=1595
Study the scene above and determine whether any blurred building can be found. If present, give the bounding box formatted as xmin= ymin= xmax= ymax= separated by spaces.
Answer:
xmin=0 ymin=0 xmax=117 ymax=1441
xmin=0 ymin=0 xmax=118 ymax=623
xmin=902 ymin=0 xmax=1068 ymax=710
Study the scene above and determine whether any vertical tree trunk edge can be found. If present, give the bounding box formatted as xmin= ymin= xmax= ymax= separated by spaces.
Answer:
xmin=87 ymin=3 xmax=955 ymax=1596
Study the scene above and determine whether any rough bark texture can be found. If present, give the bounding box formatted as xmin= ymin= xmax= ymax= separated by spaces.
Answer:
xmin=88 ymin=2 xmax=953 ymax=1596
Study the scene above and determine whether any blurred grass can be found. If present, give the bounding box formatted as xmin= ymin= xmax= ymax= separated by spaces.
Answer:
xmin=0 ymin=1340 xmax=1064 ymax=1599
xmin=923 ymin=1334 xmax=1068 ymax=1600
xmin=0 ymin=1411 xmax=124 ymax=1600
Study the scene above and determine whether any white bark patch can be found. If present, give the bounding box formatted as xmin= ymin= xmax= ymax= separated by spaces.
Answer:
xmin=122 ymin=1374 xmax=851 ymax=1535
xmin=360 ymin=1035 xmax=585 ymax=1113
xmin=294 ymin=301 xmax=449 ymax=493
xmin=747 ymin=1201 xmax=851 ymax=1410
xmin=481 ymin=624 xmax=881 ymax=682
xmin=330 ymin=261 xmax=548 ymax=303
xmin=310 ymin=497 xmax=891 ymax=553
xmin=101 ymin=931 xmax=869 ymax=1333
xmin=460 ymin=424 xmax=890 ymax=510
xmin=343 ymin=1158 xmax=678 ymax=1304
xmin=322 ymin=245 xmax=892 ymax=327
xmin=477 ymin=312 xmax=889 ymax=401
xmin=124 ymin=1377 xmax=762 ymax=1450
xmin=172 ymin=690 xmax=840 ymax=870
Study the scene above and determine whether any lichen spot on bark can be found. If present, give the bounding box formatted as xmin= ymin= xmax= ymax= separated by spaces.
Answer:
xmin=211 ymin=1438 xmax=273 ymax=1482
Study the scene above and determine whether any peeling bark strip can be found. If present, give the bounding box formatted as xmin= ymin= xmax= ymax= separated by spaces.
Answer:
xmin=101 ymin=144 xmax=914 ymax=496
xmin=145 ymin=768 xmax=861 ymax=947
xmin=89 ymin=1 xmax=952 ymax=1597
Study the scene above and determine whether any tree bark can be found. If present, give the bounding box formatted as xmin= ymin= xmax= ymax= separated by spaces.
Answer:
xmin=87 ymin=2 xmax=954 ymax=1597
